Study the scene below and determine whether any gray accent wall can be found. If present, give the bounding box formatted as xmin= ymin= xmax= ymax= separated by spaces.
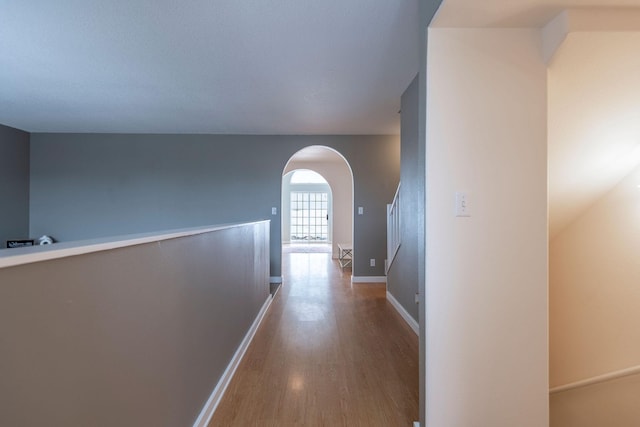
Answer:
xmin=0 ymin=124 xmax=30 ymax=245
xmin=29 ymin=134 xmax=399 ymax=278
xmin=387 ymin=75 xmax=420 ymax=322
xmin=0 ymin=222 xmax=269 ymax=427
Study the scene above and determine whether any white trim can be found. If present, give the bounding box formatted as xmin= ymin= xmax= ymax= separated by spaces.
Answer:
xmin=386 ymin=182 xmax=401 ymax=274
xmin=414 ymin=422 xmax=420 ymax=427
xmin=387 ymin=291 xmax=419 ymax=335
xmin=192 ymin=295 xmax=273 ymax=427
xmin=351 ymin=276 xmax=387 ymax=284
xmin=0 ymin=222 xmax=270 ymax=269
xmin=549 ymin=364 xmax=640 ymax=394
xmin=271 ymin=282 xmax=282 ymax=298
xmin=269 ymin=276 xmax=283 ymax=284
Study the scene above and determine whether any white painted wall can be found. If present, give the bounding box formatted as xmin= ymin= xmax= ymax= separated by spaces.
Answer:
xmin=548 ymin=32 xmax=640 ymax=238
xmin=550 ymin=372 xmax=640 ymax=427
xmin=425 ymin=28 xmax=548 ymax=426
xmin=284 ymin=159 xmax=352 ymax=258
xmin=550 ymin=163 xmax=640 ymax=388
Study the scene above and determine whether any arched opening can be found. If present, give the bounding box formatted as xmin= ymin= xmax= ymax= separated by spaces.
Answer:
xmin=282 ymin=146 xmax=354 ymax=261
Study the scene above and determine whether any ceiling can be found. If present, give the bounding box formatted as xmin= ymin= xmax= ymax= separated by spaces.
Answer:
xmin=0 ymin=0 xmax=419 ymax=134
xmin=432 ymin=0 xmax=640 ymax=27
xmin=548 ymin=32 xmax=640 ymax=237
xmin=6 ymin=0 xmax=640 ymax=235
xmin=287 ymin=145 xmax=346 ymax=163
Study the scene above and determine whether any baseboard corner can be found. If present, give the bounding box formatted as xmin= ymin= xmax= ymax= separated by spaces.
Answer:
xmin=351 ymin=275 xmax=387 ymax=284
xmin=386 ymin=291 xmax=419 ymax=336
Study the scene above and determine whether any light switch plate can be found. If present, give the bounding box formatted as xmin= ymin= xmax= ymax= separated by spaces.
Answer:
xmin=455 ymin=192 xmax=470 ymax=217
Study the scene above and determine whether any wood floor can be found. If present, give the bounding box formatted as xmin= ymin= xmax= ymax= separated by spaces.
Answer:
xmin=208 ymin=249 xmax=419 ymax=427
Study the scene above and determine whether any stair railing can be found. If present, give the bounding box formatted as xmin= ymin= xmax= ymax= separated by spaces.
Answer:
xmin=386 ymin=182 xmax=401 ymax=273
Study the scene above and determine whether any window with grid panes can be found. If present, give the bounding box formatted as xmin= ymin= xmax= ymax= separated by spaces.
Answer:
xmin=290 ymin=191 xmax=328 ymax=241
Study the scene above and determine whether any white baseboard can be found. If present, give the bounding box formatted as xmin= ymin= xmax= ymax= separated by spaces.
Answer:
xmin=351 ymin=276 xmax=387 ymax=284
xmin=386 ymin=291 xmax=419 ymax=336
xmin=270 ymin=276 xmax=283 ymax=284
xmin=192 ymin=295 xmax=273 ymax=427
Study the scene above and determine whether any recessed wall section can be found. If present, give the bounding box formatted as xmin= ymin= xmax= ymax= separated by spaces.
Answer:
xmin=0 ymin=124 xmax=30 ymax=245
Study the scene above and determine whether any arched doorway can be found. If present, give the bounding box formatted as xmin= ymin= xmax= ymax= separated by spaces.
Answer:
xmin=282 ymin=146 xmax=354 ymax=260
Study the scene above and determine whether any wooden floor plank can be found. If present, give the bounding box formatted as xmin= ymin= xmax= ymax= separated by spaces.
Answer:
xmin=208 ymin=250 xmax=418 ymax=426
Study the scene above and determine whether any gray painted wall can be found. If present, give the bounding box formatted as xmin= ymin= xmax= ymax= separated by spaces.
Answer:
xmin=0 ymin=222 xmax=269 ymax=427
xmin=29 ymin=134 xmax=399 ymax=278
xmin=387 ymin=75 xmax=420 ymax=321
xmin=0 ymin=124 xmax=30 ymax=245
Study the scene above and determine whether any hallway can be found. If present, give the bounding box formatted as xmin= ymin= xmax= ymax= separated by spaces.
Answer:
xmin=208 ymin=248 xmax=419 ymax=426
